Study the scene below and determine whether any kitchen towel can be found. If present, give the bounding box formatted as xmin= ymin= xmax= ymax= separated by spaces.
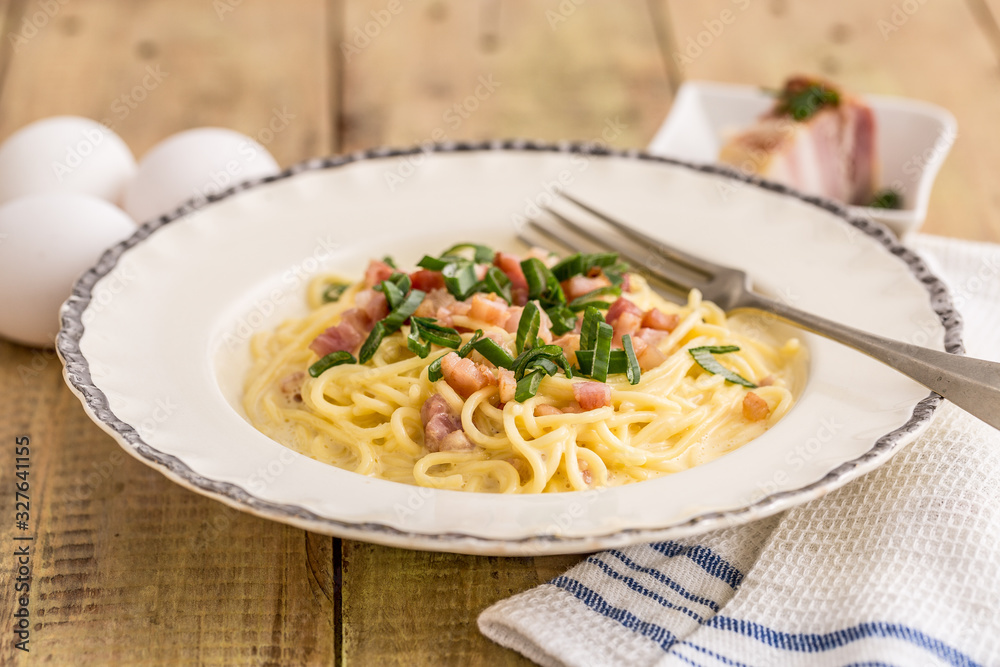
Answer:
xmin=478 ymin=234 xmax=1000 ymax=666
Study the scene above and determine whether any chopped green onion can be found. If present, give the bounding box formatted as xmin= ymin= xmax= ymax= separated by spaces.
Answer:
xmin=590 ymin=322 xmax=614 ymax=382
xmin=688 ymin=345 xmax=757 ymax=388
xmin=521 ymin=258 xmax=549 ymax=300
xmin=407 ymin=322 xmax=431 ymax=358
xmin=442 ymin=262 xmax=479 ymax=300
xmin=568 ymin=299 xmax=612 ymax=312
xmin=870 ymin=188 xmax=902 ymax=210
xmin=442 ymin=243 xmax=495 ymax=264
xmin=622 ymin=334 xmax=641 ymax=385
xmin=321 ymin=282 xmax=351 ymax=304
xmin=512 ymin=345 xmax=564 ymax=380
xmin=382 ymin=255 xmax=397 ymax=269
xmin=378 ymin=279 xmax=405 ymax=310
xmin=514 ymin=369 xmax=545 ymax=402
xmin=482 ymin=266 xmax=512 ymax=303
xmin=458 ymin=330 xmax=484 ymax=358
xmin=471 ymin=337 xmax=515 ymax=369
xmin=527 ymin=357 xmax=560 ymax=377
xmin=382 ymin=289 xmax=425 ymax=333
xmin=308 ymin=350 xmax=356 ymax=377
xmin=551 ymin=252 xmax=619 ymax=281
xmin=417 ymin=255 xmax=450 ymax=271
xmin=575 ymin=349 xmax=631 ymax=376
xmin=516 ymin=302 xmax=541 ymax=353
xmin=568 ymin=285 xmax=621 ymax=310
xmin=428 ymin=353 xmax=448 ymax=382
xmin=546 ymin=305 xmax=577 ymax=336
xmin=410 ymin=317 xmax=462 ymax=349
xmin=358 ymin=322 xmax=387 ymax=364
xmin=580 ymin=306 xmax=604 ymax=351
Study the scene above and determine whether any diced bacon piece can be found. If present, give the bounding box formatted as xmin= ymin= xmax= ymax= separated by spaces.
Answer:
xmin=743 ymin=392 xmax=770 ymax=421
xmin=451 ymin=300 xmax=471 ymax=315
xmin=309 ymin=325 xmax=364 ymax=357
xmin=469 ymin=293 xmax=511 ymax=327
xmin=552 ymin=333 xmax=581 ymax=365
xmin=612 ymin=312 xmax=642 ymax=347
xmin=364 ymin=259 xmax=395 ymax=287
xmin=475 ymin=263 xmax=491 ymax=280
xmin=635 ymin=327 xmax=669 ymax=347
xmin=440 ymin=352 xmax=494 ymax=398
xmin=641 ymin=308 xmax=680 ymax=332
xmin=573 ymin=381 xmax=612 ymax=411
xmin=504 ymin=306 xmax=523 ymax=334
xmin=279 ymin=372 xmax=305 ymax=403
xmin=421 ymin=396 xmax=463 ymax=452
xmin=414 ymin=288 xmax=455 ymax=319
xmin=497 ymin=368 xmax=517 ymax=404
xmin=562 ymin=274 xmax=611 ymax=301
xmin=759 ymin=376 xmax=775 ymax=387
xmin=606 ymin=297 xmax=643 ymax=326
xmin=410 ymin=269 xmax=445 ymax=291
xmin=439 ymin=430 xmax=475 ymax=451
xmin=495 ymin=252 xmax=529 ymax=306
xmin=355 ymin=289 xmax=389 ymax=323
xmin=534 ymin=404 xmax=564 ymax=417
xmin=637 ymin=344 xmax=667 ymax=372
xmin=621 ymin=273 xmax=633 ymax=292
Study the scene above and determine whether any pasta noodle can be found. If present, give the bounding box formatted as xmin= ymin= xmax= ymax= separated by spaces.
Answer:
xmin=242 ymin=249 xmax=803 ymax=494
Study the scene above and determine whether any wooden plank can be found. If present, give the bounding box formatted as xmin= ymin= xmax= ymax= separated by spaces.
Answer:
xmin=338 ymin=0 xmax=673 ymax=152
xmin=0 ymin=1 xmax=336 ymax=663
xmin=341 ymin=542 xmax=582 ymax=665
xmin=336 ymin=1 xmax=671 ymax=663
xmin=661 ymin=0 xmax=1000 ymax=243
xmin=0 ymin=0 xmax=332 ymax=166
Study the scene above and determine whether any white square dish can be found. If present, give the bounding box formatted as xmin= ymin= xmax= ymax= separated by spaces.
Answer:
xmin=648 ymin=81 xmax=957 ymax=238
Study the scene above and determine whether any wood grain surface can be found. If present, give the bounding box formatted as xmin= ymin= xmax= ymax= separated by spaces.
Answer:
xmin=0 ymin=0 xmax=998 ymax=665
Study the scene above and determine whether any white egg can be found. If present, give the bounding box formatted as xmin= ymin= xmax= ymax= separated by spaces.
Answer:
xmin=0 ymin=116 xmax=137 ymax=206
xmin=0 ymin=193 xmax=136 ymax=348
xmin=123 ymin=127 xmax=280 ymax=223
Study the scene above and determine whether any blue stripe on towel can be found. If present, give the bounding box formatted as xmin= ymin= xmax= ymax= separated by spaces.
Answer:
xmin=604 ymin=549 xmax=722 ymax=612
xmin=554 ymin=573 xmax=980 ymax=667
xmin=705 ymin=617 xmax=981 ymax=667
xmin=649 ymin=541 xmax=745 ymax=589
xmin=583 ymin=555 xmax=707 ymax=623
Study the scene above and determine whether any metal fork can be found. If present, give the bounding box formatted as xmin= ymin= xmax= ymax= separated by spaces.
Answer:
xmin=520 ymin=192 xmax=1000 ymax=431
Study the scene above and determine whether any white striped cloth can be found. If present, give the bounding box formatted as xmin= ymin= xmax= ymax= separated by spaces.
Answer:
xmin=478 ymin=234 xmax=1000 ymax=666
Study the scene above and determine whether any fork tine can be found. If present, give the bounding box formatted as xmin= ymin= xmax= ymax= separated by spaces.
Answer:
xmin=558 ymin=192 xmax=726 ymax=275
xmin=530 ymin=214 xmax=703 ymax=297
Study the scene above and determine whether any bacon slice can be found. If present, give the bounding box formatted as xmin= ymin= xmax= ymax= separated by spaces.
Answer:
xmin=573 ymin=381 xmax=612 ymax=410
xmin=494 ymin=252 xmax=529 ymax=306
xmin=420 ymin=394 xmax=473 ymax=452
xmin=742 ymin=392 xmax=770 ymax=421
xmin=439 ymin=352 xmax=495 ymax=398
xmin=364 ymin=259 xmax=395 ymax=287
xmin=606 ymin=297 xmax=643 ymax=326
xmin=469 ymin=293 xmax=510 ymax=327
xmin=309 ymin=289 xmax=388 ymax=357
xmin=718 ymin=76 xmax=878 ymax=206
xmin=562 ymin=274 xmax=611 ymax=302
xmin=497 ymin=368 xmax=516 ymax=404
xmin=641 ymin=308 xmax=679 ymax=332
xmin=410 ymin=269 xmax=445 ymax=291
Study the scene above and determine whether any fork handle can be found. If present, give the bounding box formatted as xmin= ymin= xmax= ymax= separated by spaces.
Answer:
xmin=741 ymin=293 xmax=1000 ymax=431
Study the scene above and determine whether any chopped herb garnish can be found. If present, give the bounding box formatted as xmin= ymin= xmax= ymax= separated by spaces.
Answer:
xmin=568 ymin=285 xmax=621 ymax=310
xmin=458 ymin=330 xmax=485 ymax=358
xmin=416 ymin=255 xmax=450 ymax=271
xmin=358 ymin=322 xmax=387 ymax=364
xmin=622 ymin=334 xmax=641 ymax=385
xmin=551 ymin=252 xmax=619 ymax=282
xmin=579 ymin=306 xmax=604 ymax=352
xmin=427 ymin=353 xmax=448 ymax=382
xmin=442 ymin=261 xmax=479 ymax=300
xmin=321 ymin=282 xmax=351 ymax=304
xmin=410 ymin=317 xmax=462 ymax=349
xmin=382 ymin=255 xmax=397 ymax=269
xmin=308 ymin=350 xmax=356 ymax=377
xmin=516 ymin=302 xmax=541 ymax=353
xmin=442 ymin=243 xmax=495 ymax=264
xmin=688 ymin=345 xmax=757 ymax=388
xmin=482 ymin=266 xmax=512 ymax=304
xmin=520 ymin=258 xmax=565 ymax=306
xmin=575 ymin=349 xmax=633 ymax=376
xmin=590 ymin=322 xmax=614 ymax=382
xmin=546 ymin=305 xmax=578 ymax=336
xmin=382 ymin=289 xmax=425 ymax=333
xmin=773 ymin=80 xmax=840 ymax=122
xmin=471 ymin=337 xmax=515 ymax=369
xmin=514 ymin=369 xmax=545 ymax=402
xmin=869 ymin=188 xmax=902 ymax=210
xmin=407 ymin=322 xmax=431 ymax=358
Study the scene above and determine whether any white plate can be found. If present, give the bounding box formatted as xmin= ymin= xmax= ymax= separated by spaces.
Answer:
xmin=58 ymin=142 xmax=961 ymax=556
xmin=648 ymin=81 xmax=958 ymax=238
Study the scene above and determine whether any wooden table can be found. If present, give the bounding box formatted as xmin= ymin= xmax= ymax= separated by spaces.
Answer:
xmin=2 ymin=1 xmax=999 ymax=663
